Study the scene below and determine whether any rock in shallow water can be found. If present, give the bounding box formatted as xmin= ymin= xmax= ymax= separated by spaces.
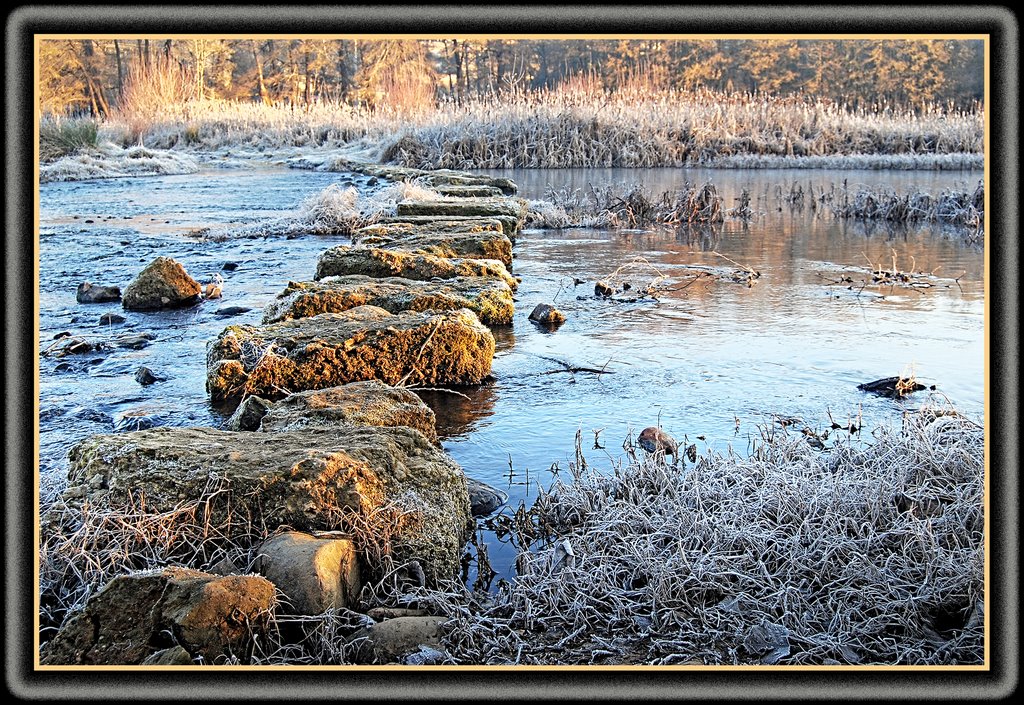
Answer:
xmin=528 ymin=303 xmax=566 ymax=327
xmin=263 ymin=275 xmax=515 ymax=327
xmin=122 ymin=256 xmax=202 ymax=311
xmin=76 ymin=282 xmax=121 ymax=304
xmin=206 ymin=305 xmax=495 ymax=402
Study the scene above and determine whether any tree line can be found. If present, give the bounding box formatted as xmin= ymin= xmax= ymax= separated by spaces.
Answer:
xmin=39 ymin=38 xmax=984 ymax=116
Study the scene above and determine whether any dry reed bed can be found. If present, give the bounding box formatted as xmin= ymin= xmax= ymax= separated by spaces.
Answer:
xmin=828 ymin=181 xmax=984 ymax=229
xmin=527 ymin=183 xmax=724 ymax=229
xmin=393 ymin=407 xmax=982 ymax=666
xmin=97 ymin=88 xmax=982 ymax=169
xmin=526 ymin=180 xmax=984 ymax=236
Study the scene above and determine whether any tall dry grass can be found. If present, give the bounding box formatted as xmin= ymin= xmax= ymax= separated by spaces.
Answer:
xmin=98 ymin=81 xmax=983 ymax=169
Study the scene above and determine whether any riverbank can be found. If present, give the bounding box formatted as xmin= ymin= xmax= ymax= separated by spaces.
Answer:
xmin=251 ymin=405 xmax=983 ymax=666
xmin=40 ymin=86 xmax=983 ymax=176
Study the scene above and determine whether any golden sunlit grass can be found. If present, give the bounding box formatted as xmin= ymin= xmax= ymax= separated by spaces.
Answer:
xmin=92 ymin=80 xmax=982 ymax=169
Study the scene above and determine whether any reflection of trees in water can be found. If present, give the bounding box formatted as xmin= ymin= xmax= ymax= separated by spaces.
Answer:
xmin=672 ymin=223 xmax=722 ymax=251
xmin=415 ymin=383 xmax=500 ymax=441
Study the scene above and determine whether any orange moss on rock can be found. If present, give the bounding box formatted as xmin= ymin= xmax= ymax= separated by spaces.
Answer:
xmin=263 ymin=275 xmax=514 ymax=326
xmin=207 ymin=305 xmax=495 ymax=402
xmin=315 ymin=246 xmax=518 ymax=290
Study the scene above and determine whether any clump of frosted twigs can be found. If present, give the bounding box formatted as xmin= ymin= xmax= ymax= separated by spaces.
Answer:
xmin=406 ymin=406 xmax=983 ymax=665
xmin=527 ymin=182 xmax=723 ymax=229
xmin=829 ymin=181 xmax=984 ymax=232
xmin=192 ymin=181 xmax=442 ymax=240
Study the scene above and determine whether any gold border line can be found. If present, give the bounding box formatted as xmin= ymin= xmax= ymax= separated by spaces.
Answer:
xmin=32 ymin=33 xmax=990 ymax=673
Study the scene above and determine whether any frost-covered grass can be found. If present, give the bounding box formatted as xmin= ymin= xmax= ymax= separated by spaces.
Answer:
xmin=39 ymin=143 xmax=200 ymax=183
xmin=202 ymin=181 xmax=445 ymax=240
xmin=527 ymin=182 xmax=725 ymax=229
xmin=409 ymin=406 xmax=983 ymax=666
xmin=93 ymin=87 xmax=983 ymax=170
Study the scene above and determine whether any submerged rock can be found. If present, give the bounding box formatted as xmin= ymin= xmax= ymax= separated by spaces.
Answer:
xmin=857 ymin=376 xmax=931 ymax=398
xmin=254 ymin=531 xmax=361 ymax=615
xmin=256 ymin=380 xmax=438 ymax=443
xmin=122 ymin=256 xmax=202 ymax=311
xmin=207 ymin=305 xmax=495 ymax=402
xmin=466 ymin=477 xmax=508 ymax=516
xmin=263 ymin=275 xmax=515 ymax=326
xmin=112 ymin=407 xmax=168 ymax=432
xmin=97 ymin=312 xmax=126 ymax=325
xmin=353 ymin=225 xmax=513 ymax=269
xmin=315 ymin=246 xmax=518 ymax=291
xmin=39 ymin=567 xmax=275 ymax=665
xmin=76 ymin=282 xmax=121 ymax=304
xmin=62 ymin=425 xmax=473 ymax=582
xmin=214 ymin=305 xmax=252 ymax=317
xmin=133 ymin=366 xmax=160 ymax=386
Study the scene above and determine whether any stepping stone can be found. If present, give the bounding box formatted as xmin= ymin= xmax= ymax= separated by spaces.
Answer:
xmin=381 ymin=214 xmax=521 ymax=240
xmin=206 ymin=305 xmax=495 ymax=402
xmin=263 ymin=275 xmax=514 ymax=326
xmin=315 ymin=246 xmax=518 ymax=291
xmin=353 ymin=226 xmax=513 ymax=269
xmin=59 ymin=424 xmax=473 ymax=584
xmin=253 ymin=380 xmax=439 ymax=443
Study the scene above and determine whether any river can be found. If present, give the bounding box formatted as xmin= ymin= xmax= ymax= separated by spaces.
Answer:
xmin=37 ymin=164 xmax=985 ymax=582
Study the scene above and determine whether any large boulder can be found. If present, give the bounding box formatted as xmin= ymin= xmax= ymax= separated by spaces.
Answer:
xmin=206 ymin=305 xmax=495 ymax=402
xmin=254 ymin=531 xmax=361 ymax=615
xmin=39 ymin=567 xmax=275 ymax=665
xmin=353 ymin=227 xmax=513 ymax=269
xmin=62 ymin=425 xmax=474 ymax=583
xmin=314 ymin=246 xmax=518 ymax=291
xmin=263 ymin=275 xmax=515 ymax=327
xmin=122 ymin=256 xmax=202 ymax=310
xmin=256 ymin=381 xmax=439 ymax=443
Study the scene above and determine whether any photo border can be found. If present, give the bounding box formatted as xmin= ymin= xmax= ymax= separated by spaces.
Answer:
xmin=6 ymin=4 xmax=1018 ymax=700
